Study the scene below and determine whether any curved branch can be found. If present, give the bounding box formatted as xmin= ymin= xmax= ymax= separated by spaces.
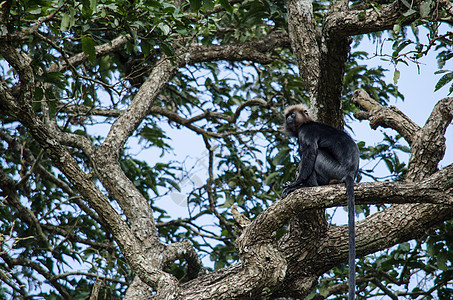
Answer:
xmin=59 ymin=97 xmax=270 ymax=127
xmin=48 ymin=34 xmax=131 ymax=73
xmin=352 ymin=88 xmax=421 ymax=145
xmin=5 ymin=4 xmax=64 ymax=41
xmin=1 ymin=254 xmax=73 ymax=299
xmin=0 ymin=169 xmax=53 ymax=251
xmin=274 ymin=164 xmax=453 ymax=296
xmin=407 ymin=97 xmax=453 ymax=181
xmin=163 ymin=240 xmax=208 ymax=280
xmin=325 ymin=1 xmax=416 ymax=37
xmin=100 ymin=31 xmax=290 ymax=156
xmin=176 ymin=164 xmax=453 ymax=298
xmin=352 ymin=89 xmax=453 ymax=181
xmin=239 ymin=164 xmax=453 ymax=248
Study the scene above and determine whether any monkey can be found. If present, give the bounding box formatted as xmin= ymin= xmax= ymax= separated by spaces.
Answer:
xmin=281 ymin=104 xmax=359 ymax=300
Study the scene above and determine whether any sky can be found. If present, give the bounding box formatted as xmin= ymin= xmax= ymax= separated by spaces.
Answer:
xmin=353 ymin=27 xmax=452 ymax=168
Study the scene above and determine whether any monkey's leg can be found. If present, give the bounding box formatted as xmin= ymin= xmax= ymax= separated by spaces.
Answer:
xmin=281 ymin=173 xmax=317 ymax=198
xmin=281 ymin=185 xmax=300 ymax=198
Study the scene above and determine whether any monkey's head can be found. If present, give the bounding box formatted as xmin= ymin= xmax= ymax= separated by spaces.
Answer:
xmin=283 ymin=104 xmax=314 ymax=137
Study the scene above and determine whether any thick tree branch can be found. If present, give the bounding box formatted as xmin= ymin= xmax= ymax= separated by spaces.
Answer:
xmin=286 ymin=0 xmax=321 ymax=104
xmin=0 ymin=44 xmax=34 ymax=106
xmin=1 ymin=31 xmax=289 ymax=294
xmin=0 ymin=0 xmax=11 ymax=26
xmin=407 ymin=97 xmax=453 ymax=181
xmin=317 ymin=9 xmax=351 ymax=128
xmin=239 ymin=164 xmax=453 ymax=249
xmin=287 ymin=0 xmax=351 ymax=128
xmin=48 ymin=34 xmax=131 ymax=73
xmin=325 ymin=1 xmax=415 ymax=37
xmin=174 ymin=165 xmax=452 ymax=299
xmin=352 ymin=88 xmax=421 ymax=145
xmin=0 ymin=40 xmax=179 ymax=296
xmin=352 ymin=89 xmax=453 ymax=181
xmin=278 ymin=164 xmax=452 ymax=297
xmin=163 ymin=240 xmax=208 ymax=280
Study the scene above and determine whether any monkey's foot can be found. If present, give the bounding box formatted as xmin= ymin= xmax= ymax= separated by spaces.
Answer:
xmin=281 ymin=186 xmax=297 ymax=198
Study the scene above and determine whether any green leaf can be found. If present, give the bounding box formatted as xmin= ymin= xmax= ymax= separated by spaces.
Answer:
xmin=60 ymin=13 xmax=70 ymax=31
xmin=203 ymin=0 xmax=214 ymax=10
xmin=420 ymin=0 xmax=432 ymax=18
xmin=393 ymin=69 xmax=400 ymax=85
xmin=393 ymin=23 xmax=401 ymax=34
xmin=29 ymin=8 xmax=42 ymax=15
xmin=158 ymin=23 xmax=171 ymax=35
xmin=81 ymin=36 xmax=97 ymax=64
xmin=264 ymin=172 xmax=279 ymax=185
xmin=190 ymin=0 xmax=202 ymax=11
xmin=141 ymin=41 xmax=152 ymax=57
xmin=34 ymin=87 xmax=43 ymax=101
xmin=160 ymin=41 xmax=176 ymax=57
xmin=49 ymin=100 xmax=57 ymax=119
xmin=43 ymin=72 xmax=68 ymax=89
xmin=220 ymin=195 xmax=235 ymax=208
xmin=272 ymin=148 xmax=290 ymax=165
xmin=437 ymin=253 xmax=448 ymax=271
xmin=90 ymin=0 xmax=98 ymax=12
xmin=399 ymin=242 xmax=410 ymax=252
xmin=434 ymin=72 xmax=453 ymax=92
xmin=219 ymin=0 xmax=234 ymax=13
xmin=402 ymin=9 xmax=417 ymax=17
xmin=400 ymin=0 xmax=412 ymax=9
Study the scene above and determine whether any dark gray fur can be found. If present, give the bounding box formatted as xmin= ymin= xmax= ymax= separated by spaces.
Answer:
xmin=282 ymin=105 xmax=359 ymax=300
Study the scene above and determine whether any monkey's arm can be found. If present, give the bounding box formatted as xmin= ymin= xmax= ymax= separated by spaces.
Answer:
xmin=285 ymin=137 xmax=318 ymax=188
xmin=298 ymin=139 xmax=318 ymax=182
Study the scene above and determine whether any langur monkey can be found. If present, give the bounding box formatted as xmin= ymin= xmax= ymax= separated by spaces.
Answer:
xmin=282 ymin=104 xmax=359 ymax=300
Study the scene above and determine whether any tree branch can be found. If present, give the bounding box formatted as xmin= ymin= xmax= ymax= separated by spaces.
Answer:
xmin=352 ymin=89 xmax=453 ymax=182
xmin=286 ymin=0 xmax=321 ymax=104
xmin=4 ymin=4 xmax=64 ymax=41
xmin=352 ymin=88 xmax=421 ymax=145
xmin=325 ymin=1 xmax=416 ymax=37
xmin=317 ymin=5 xmax=351 ymax=128
xmin=407 ymin=97 xmax=453 ymax=181
xmin=440 ymin=0 xmax=453 ymax=17
xmin=239 ymin=164 xmax=453 ymax=248
xmin=163 ymin=240 xmax=208 ymax=280
xmin=1 ymin=254 xmax=73 ymax=299
xmin=48 ymin=34 xmax=131 ymax=73
xmin=0 ymin=43 xmax=178 ymax=293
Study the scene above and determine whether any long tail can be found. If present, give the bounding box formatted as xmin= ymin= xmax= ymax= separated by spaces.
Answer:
xmin=345 ymin=175 xmax=356 ymax=300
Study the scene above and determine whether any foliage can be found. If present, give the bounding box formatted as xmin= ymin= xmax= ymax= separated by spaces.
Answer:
xmin=0 ymin=0 xmax=452 ymax=299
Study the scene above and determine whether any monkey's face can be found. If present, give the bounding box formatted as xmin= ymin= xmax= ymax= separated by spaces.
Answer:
xmin=284 ymin=106 xmax=312 ymax=137
xmin=284 ymin=110 xmax=301 ymax=137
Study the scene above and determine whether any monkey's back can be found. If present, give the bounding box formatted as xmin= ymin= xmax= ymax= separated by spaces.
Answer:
xmin=298 ymin=121 xmax=359 ymax=176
